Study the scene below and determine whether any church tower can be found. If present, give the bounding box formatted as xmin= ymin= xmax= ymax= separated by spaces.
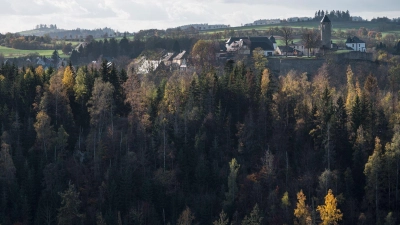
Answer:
xmin=320 ymin=15 xmax=332 ymax=49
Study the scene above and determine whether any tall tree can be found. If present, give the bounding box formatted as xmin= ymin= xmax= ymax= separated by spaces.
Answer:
xmin=385 ymin=125 xmax=400 ymax=210
xmin=252 ymin=47 xmax=268 ymax=75
xmin=364 ymin=137 xmax=383 ymax=223
xmin=191 ymin=40 xmax=218 ymax=69
xmin=317 ymin=189 xmax=343 ymax=225
xmin=34 ymin=111 xmax=54 ymax=160
xmin=213 ymin=210 xmax=229 ymax=225
xmin=62 ymin=65 xmax=75 ymax=95
xmin=177 ymin=206 xmax=195 ymax=225
xmin=241 ymin=203 xmax=263 ymax=225
xmin=224 ymin=158 xmax=240 ymax=210
xmin=57 ymin=183 xmax=83 ymax=225
xmin=294 ymin=190 xmax=311 ymax=225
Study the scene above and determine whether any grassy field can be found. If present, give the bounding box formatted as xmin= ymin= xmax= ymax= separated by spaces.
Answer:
xmin=0 ymin=46 xmax=70 ymax=58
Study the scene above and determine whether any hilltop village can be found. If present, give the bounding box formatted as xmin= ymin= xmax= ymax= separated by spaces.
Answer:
xmin=132 ymin=15 xmax=372 ymax=76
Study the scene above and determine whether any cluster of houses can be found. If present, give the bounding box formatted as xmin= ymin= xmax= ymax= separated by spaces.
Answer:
xmin=176 ymin=24 xmax=230 ymax=31
xmin=244 ymin=19 xmax=281 ymax=26
xmin=222 ymin=15 xmax=366 ymax=59
xmin=35 ymin=56 xmax=68 ymax=70
xmin=287 ymin=17 xmax=313 ymax=22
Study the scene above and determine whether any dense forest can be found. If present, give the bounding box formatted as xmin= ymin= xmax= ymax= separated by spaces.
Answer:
xmin=1 ymin=45 xmax=400 ymax=225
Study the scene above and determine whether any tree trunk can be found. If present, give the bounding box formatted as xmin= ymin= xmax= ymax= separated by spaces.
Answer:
xmin=376 ymin=172 xmax=379 ymax=223
xmin=163 ymin=122 xmax=166 ymax=172
xmin=396 ymin=158 xmax=399 ymax=211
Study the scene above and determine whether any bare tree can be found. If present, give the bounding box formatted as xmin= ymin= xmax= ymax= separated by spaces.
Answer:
xmin=302 ymin=29 xmax=321 ymax=57
xmin=281 ymin=27 xmax=293 ymax=57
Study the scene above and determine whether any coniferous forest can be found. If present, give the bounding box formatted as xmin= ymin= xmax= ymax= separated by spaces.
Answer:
xmin=1 ymin=49 xmax=400 ymax=225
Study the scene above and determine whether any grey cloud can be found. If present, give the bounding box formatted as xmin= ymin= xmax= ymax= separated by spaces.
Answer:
xmin=218 ymin=0 xmax=400 ymax=11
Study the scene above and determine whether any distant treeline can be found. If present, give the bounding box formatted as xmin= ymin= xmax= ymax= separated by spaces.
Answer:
xmin=0 ymin=33 xmax=64 ymax=50
xmin=314 ymin=10 xmax=351 ymax=21
xmin=70 ymin=36 xmax=199 ymax=64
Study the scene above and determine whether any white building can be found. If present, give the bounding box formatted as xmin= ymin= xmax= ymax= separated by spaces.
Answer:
xmin=172 ymin=51 xmax=187 ymax=66
xmin=225 ymin=36 xmax=277 ymax=56
xmin=346 ymin=36 xmax=366 ymax=52
xmin=177 ymin=23 xmax=230 ymax=31
xmin=253 ymin=19 xmax=281 ymax=25
xmin=287 ymin=17 xmax=312 ymax=22
xmin=137 ymin=57 xmax=161 ymax=74
xmin=243 ymin=19 xmax=280 ymax=26
xmin=290 ymin=41 xmax=321 ymax=56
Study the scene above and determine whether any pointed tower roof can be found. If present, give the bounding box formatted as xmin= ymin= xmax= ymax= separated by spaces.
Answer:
xmin=269 ymin=35 xmax=276 ymax=43
xmin=321 ymin=15 xmax=331 ymax=23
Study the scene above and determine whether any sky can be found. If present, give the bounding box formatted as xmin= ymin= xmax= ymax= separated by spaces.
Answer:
xmin=0 ymin=0 xmax=399 ymax=34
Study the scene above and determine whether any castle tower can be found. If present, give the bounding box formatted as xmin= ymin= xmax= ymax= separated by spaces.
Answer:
xmin=320 ymin=15 xmax=332 ymax=49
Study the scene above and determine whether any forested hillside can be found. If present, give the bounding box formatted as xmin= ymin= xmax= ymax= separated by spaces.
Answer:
xmin=0 ymin=49 xmax=400 ymax=225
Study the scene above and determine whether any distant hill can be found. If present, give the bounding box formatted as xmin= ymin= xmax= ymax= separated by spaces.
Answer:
xmin=17 ymin=27 xmax=120 ymax=39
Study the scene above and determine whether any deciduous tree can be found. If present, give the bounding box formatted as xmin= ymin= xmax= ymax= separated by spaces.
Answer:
xmin=294 ymin=190 xmax=311 ymax=225
xmin=281 ymin=27 xmax=293 ymax=57
xmin=317 ymin=189 xmax=343 ymax=225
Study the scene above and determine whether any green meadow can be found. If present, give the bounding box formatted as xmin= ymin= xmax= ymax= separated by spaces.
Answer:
xmin=0 ymin=46 xmax=69 ymax=58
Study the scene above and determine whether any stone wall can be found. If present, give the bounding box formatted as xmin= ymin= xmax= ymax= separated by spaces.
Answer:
xmin=268 ymin=51 xmax=374 ymax=76
xmin=268 ymin=57 xmax=325 ymax=75
xmin=330 ymin=51 xmax=374 ymax=61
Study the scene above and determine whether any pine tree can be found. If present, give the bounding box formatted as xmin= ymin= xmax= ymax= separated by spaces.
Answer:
xmin=213 ymin=210 xmax=229 ymax=225
xmin=224 ymin=158 xmax=240 ymax=209
xmin=241 ymin=203 xmax=263 ymax=225
xmin=177 ymin=206 xmax=195 ymax=225
xmin=57 ymin=183 xmax=83 ymax=225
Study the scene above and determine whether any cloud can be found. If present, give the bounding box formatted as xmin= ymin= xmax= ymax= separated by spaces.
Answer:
xmin=217 ymin=0 xmax=400 ymax=11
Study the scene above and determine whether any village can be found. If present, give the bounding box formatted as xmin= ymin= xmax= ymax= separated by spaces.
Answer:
xmin=136 ymin=14 xmax=371 ymax=75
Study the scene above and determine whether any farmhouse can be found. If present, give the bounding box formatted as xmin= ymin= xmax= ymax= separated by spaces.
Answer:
xmin=276 ymin=46 xmax=302 ymax=56
xmin=225 ymin=36 xmax=277 ymax=56
xmin=346 ymin=36 xmax=366 ymax=52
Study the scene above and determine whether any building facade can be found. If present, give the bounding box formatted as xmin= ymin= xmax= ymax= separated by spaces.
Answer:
xmin=346 ymin=36 xmax=366 ymax=52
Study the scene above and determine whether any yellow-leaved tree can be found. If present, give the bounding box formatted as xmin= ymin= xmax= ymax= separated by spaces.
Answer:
xmin=317 ymin=189 xmax=343 ymax=225
xmin=294 ymin=190 xmax=311 ymax=225
xmin=62 ymin=65 xmax=75 ymax=94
